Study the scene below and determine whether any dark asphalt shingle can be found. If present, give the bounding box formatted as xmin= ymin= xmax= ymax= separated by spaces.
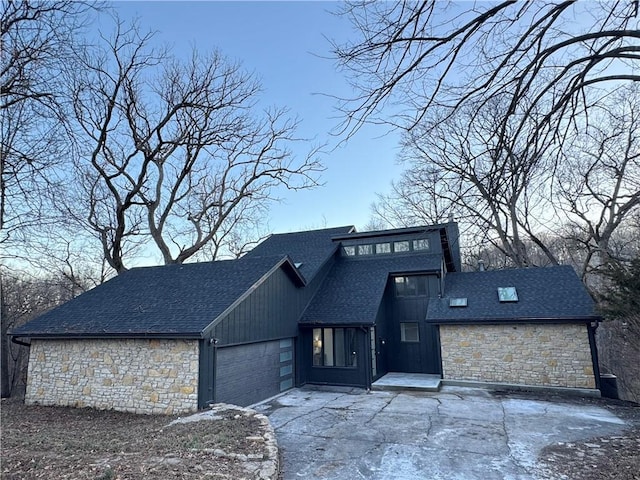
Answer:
xmin=301 ymin=254 xmax=443 ymax=325
xmin=243 ymin=226 xmax=354 ymax=281
xmin=427 ymin=265 xmax=598 ymax=323
xmin=10 ymin=255 xmax=289 ymax=337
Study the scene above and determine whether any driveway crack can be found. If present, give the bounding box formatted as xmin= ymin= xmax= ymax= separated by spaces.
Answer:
xmin=500 ymin=398 xmax=534 ymax=476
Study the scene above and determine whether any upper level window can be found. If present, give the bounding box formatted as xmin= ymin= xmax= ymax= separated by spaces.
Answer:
xmin=498 ymin=287 xmax=518 ymax=302
xmin=343 ymin=246 xmax=356 ymax=256
xmin=413 ymin=239 xmax=430 ymax=251
xmin=394 ymin=275 xmax=428 ymax=297
xmin=375 ymin=242 xmax=391 ymax=254
xmin=400 ymin=322 xmax=420 ymax=342
xmin=394 ymin=241 xmax=410 ymax=252
xmin=358 ymin=244 xmax=373 ymax=255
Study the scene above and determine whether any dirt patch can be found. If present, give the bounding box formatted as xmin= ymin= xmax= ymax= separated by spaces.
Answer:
xmin=539 ymin=426 xmax=640 ymax=480
xmin=1 ymin=398 xmax=270 ymax=479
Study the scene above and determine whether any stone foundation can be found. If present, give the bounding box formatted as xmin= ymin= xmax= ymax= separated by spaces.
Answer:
xmin=26 ymin=339 xmax=199 ymax=414
xmin=440 ymin=323 xmax=595 ymax=389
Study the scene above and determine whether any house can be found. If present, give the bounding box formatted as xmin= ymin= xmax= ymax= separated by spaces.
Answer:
xmin=10 ymin=223 xmax=601 ymax=414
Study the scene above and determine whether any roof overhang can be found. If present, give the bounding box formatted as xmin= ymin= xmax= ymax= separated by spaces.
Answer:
xmin=331 ymin=225 xmax=441 ymax=241
xmin=10 ymin=331 xmax=204 ymax=341
xmin=427 ymin=316 xmax=602 ymax=325
xmin=298 ymin=321 xmax=374 ymax=327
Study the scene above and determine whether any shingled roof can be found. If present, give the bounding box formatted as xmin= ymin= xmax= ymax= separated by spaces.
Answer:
xmin=10 ymin=255 xmax=301 ymax=338
xmin=243 ymin=226 xmax=354 ymax=281
xmin=427 ymin=265 xmax=598 ymax=323
xmin=300 ymin=253 xmax=443 ymax=325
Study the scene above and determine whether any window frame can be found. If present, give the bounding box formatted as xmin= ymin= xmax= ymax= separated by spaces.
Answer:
xmin=394 ymin=275 xmax=428 ymax=297
xmin=343 ymin=245 xmax=356 ymax=256
xmin=400 ymin=322 xmax=420 ymax=343
xmin=412 ymin=238 xmax=430 ymax=251
xmin=375 ymin=242 xmax=391 ymax=254
xmin=312 ymin=327 xmax=358 ymax=368
xmin=393 ymin=240 xmax=410 ymax=253
xmin=497 ymin=287 xmax=518 ymax=302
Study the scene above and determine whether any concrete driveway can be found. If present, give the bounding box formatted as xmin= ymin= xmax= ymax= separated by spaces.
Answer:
xmin=254 ymin=386 xmax=629 ymax=480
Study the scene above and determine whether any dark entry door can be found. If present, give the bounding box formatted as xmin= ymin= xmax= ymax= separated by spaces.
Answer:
xmin=389 ymin=322 xmax=440 ymax=374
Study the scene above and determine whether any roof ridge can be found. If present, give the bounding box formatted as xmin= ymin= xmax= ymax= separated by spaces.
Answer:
xmin=268 ymin=225 xmax=355 ymax=236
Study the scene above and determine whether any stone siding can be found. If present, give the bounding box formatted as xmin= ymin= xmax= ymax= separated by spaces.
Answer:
xmin=26 ymin=339 xmax=199 ymax=414
xmin=440 ymin=323 xmax=595 ymax=388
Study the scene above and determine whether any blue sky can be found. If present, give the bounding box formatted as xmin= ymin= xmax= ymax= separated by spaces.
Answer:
xmin=108 ymin=1 xmax=405 ymax=233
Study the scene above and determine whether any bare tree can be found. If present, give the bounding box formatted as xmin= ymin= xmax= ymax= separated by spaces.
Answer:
xmin=66 ymin=20 xmax=323 ymax=272
xmin=373 ymin=94 xmax=560 ymax=268
xmin=0 ymin=268 xmax=93 ymax=398
xmin=333 ymin=1 xmax=640 ymax=147
xmin=1 ymin=1 xmax=96 ymax=248
xmin=557 ymin=85 xmax=640 ymax=287
xmin=342 ymin=2 xmax=640 ymax=278
xmin=370 ymin=84 xmax=639 ymax=282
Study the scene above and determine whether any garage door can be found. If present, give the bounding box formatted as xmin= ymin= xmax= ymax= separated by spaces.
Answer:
xmin=216 ymin=338 xmax=294 ymax=406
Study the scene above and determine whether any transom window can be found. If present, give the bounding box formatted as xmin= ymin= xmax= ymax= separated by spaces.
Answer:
xmin=342 ymin=237 xmax=430 ymax=257
xmin=413 ymin=239 xmax=430 ymax=251
xmin=394 ymin=275 xmax=428 ymax=297
xmin=313 ymin=328 xmax=358 ymax=367
xmin=394 ymin=241 xmax=410 ymax=252
xmin=400 ymin=322 xmax=420 ymax=342
xmin=375 ymin=242 xmax=391 ymax=254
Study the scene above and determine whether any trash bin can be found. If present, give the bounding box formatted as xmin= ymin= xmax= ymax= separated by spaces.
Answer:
xmin=600 ymin=373 xmax=619 ymax=399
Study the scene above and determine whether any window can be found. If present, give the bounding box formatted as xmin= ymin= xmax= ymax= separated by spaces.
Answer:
xmin=449 ymin=297 xmax=468 ymax=307
xmin=375 ymin=242 xmax=391 ymax=254
xmin=498 ymin=287 xmax=518 ymax=302
xmin=358 ymin=244 xmax=373 ymax=255
xmin=400 ymin=322 xmax=420 ymax=342
xmin=394 ymin=275 xmax=428 ymax=296
xmin=312 ymin=328 xmax=358 ymax=367
xmin=343 ymin=246 xmax=356 ymax=256
xmin=413 ymin=239 xmax=430 ymax=251
xmin=394 ymin=241 xmax=410 ymax=252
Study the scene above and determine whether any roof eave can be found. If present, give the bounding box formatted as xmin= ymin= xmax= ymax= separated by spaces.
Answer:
xmin=298 ymin=320 xmax=375 ymax=327
xmin=331 ymin=224 xmax=442 ymax=241
xmin=10 ymin=331 xmax=204 ymax=340
xmin=426 ymin=315 xmax=601 ymax=325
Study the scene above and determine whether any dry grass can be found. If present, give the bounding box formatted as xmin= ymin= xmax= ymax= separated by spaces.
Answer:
xmin=1 ymin=398 xmax=267 ymax=479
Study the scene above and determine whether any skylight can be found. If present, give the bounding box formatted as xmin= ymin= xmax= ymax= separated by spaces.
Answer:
xmin=497 ymin=287 xmax=518 ymax=302
xmin=449 ymin=297 xmax=468 ymax=307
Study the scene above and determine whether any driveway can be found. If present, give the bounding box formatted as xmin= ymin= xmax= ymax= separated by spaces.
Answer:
xmin=255 ymin=386 xmax=632 ymax=480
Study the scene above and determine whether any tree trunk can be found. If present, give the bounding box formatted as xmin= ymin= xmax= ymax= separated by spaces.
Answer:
xmin=1 ymin=273 xmax=12 ymax=398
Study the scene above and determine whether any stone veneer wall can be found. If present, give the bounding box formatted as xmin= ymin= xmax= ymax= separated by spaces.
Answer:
xmin=440 ymin=323 xmax=595 ymax=389
xmin=26 ymin=339 xmax=199 ymax=414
